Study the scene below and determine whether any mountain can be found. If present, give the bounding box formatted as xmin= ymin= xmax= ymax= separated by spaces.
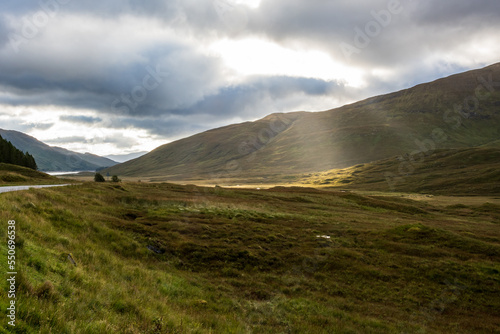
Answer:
xmin=105 ymin=62 xmax=500 ymax=180
xmin=0 ymin=129 xmax=118 ymax=171
xmin=105 ymin=152 xmax=147 ymax=163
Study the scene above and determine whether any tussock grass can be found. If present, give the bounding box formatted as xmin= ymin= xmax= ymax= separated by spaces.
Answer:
xmin=0 ymin=182 xmax=499 ymax=332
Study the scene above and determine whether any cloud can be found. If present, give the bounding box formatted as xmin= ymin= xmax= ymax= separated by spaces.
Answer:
xmin=185 ymin=76 xmax=346 ymax=117
xmin=101 ymin=75 xmax=347 ymax=137
xmin=0 ymin=0 xmax=498 ymax=155
xmin=0 ymin=0 xmax=179 ymax=19
xmin=0 ymin=11 xmax=234 ymax=116
xmin=245 ymin=0 xmax=500 ymax=71
xmin=60 ymin=115 xmax=102 ymax=124
xmin=0 ymin=119 xmax=54 ymax=133
xmin=0 ymin=17 xmax=10 ymax=48
xmin=89 ymin=134 xmax=140 ymax=149
xmin=0 ymin=6 xmax=350 ymax=132
xmin=44 ymin=136 xmax=87 ymax=145
xmin=44 ymin=133 xmax=140 ymax=150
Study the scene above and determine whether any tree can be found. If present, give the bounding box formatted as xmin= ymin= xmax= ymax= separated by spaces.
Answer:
xmin=94 ymin=173 xmax=105 ymax=182
xmin=26 ymin=153 xmax=37 ymax=170
xmin=111 ymin=175 xmax=121 ymax=183
xmin=0 ymin=135 xmax=38 ymax=170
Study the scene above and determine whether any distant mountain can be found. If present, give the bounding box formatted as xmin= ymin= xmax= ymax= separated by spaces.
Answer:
xmin=105 ymin=152 xmax=147 ymax=163
xmin=0 ymin=129 xmax=118 ymax=171
xmin=105 ymin=62 xmax=500 ymax=180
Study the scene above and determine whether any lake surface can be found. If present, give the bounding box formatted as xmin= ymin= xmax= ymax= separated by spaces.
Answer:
xmin=45 ymin=171 xmax=92 ymax=176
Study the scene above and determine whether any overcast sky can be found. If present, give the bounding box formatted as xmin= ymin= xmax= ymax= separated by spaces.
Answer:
xmin=1 ymin=0 xmax=499 ymax=156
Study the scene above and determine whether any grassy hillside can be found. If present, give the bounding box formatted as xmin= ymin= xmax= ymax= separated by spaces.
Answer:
xmin=293 ymin=147 xmax=500 ymax=195
xmin=105 ymin=112 xmax=304 ymax=179
xmin=0 ymin=163 xmax=61 ymax=186
xmin=1 ymin=182 xmax=499 ymax=333
xmin=105 ymin=62 xmax=500 ymax=180
xmin=0 ymin=129 xmax=117 ymax=172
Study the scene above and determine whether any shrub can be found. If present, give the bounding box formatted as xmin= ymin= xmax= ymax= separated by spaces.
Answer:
xmin=94 ymin=173 xmax=105 ymax=182
xmin=111 ymin=175 xmax=121 ymax=182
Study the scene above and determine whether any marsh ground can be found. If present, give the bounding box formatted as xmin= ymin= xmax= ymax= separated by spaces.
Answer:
xmin=1 ymin=181 xmax=499 ymax=333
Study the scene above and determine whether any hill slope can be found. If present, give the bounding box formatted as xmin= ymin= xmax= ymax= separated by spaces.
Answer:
xmin=0 ymin=129 xmax=117 ymax=171
xmin=105 ymin=112 xmax=304 ymax=179
xmin=0 ymin=163 xmax=60 ymax=185
xmin=294 ymin=147 xmax=500 ymax=195
xmin=105 ymin=62 xmax=500 ymax=180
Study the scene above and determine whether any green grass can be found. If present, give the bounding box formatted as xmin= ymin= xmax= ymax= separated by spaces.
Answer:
xmin=0 ymin=163 xmax=65 ymax=186
xmin=294 ymin=147 xmax=500 ymax=196
xmin=1 ymin=182 xmax=499 ymax=333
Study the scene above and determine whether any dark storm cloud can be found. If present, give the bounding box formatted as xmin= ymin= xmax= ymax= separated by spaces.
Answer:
xmin=0 ymin=0 xmax=499 ymax=151
xmin=0 ymin=37 xmax=224 ymax=116
xmin=107 ymin=48 xmax=226 ymax=116
xmin=245 ymin=0 xmax=500 ymax=70
xmin=103 ymin=115 xmax=209 ymax=140
xmin=184 ymin=76 xmax=345 ymax=118
xmin=102 ymin=76 xmax=345 ymax=138
xmin=410 ymin=0 xmax=500 ymax=26
xmin=0 ymin=0 xmax=347 ymax=128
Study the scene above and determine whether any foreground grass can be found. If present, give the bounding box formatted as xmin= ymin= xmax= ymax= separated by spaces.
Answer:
xmin=0 ymin=182 xmax=499 ymax=333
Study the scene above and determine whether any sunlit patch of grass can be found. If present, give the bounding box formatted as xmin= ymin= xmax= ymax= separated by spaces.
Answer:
xmin=297 ymin=148 xmax=500 ymax=196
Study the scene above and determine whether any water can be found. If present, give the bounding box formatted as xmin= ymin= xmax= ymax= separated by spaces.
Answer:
xmin=45 ymin=171 xmax=91 ymax=176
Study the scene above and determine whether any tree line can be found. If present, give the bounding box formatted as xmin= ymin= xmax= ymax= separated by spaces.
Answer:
xmin=0 ymin=135 xmax=38 ymax=170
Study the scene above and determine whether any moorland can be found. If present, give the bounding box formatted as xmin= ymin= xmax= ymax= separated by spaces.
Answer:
xmin=1 ymin=170 xmax=499 ymax=333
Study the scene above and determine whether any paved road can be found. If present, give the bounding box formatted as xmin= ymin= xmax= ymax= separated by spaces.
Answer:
xmin=0 ymin=184 xmax=72 ymax=194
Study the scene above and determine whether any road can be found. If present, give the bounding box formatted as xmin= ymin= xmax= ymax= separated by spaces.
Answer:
xmin=0 ymin=184 xmax=72 ymax=194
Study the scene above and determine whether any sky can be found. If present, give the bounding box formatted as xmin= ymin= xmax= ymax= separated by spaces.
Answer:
xmin=0 ymin=0 xmax=499 ymax=156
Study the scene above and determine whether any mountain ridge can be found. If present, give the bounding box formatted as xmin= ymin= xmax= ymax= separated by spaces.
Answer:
xmin=104 ymin=62 xmax=500 ymax=180
xmin=0 ymin=129 xmax=118 ymax=171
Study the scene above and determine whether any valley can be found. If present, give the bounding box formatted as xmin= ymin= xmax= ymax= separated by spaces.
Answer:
xmin=1 ymin=63 xmax=499 ymax=333
xmin=103 ymin=63 xmax=500 ymax=181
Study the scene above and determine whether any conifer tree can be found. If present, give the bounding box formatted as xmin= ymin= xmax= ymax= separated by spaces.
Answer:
xmin=0 ymin=135 xmax=38 ymax=170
